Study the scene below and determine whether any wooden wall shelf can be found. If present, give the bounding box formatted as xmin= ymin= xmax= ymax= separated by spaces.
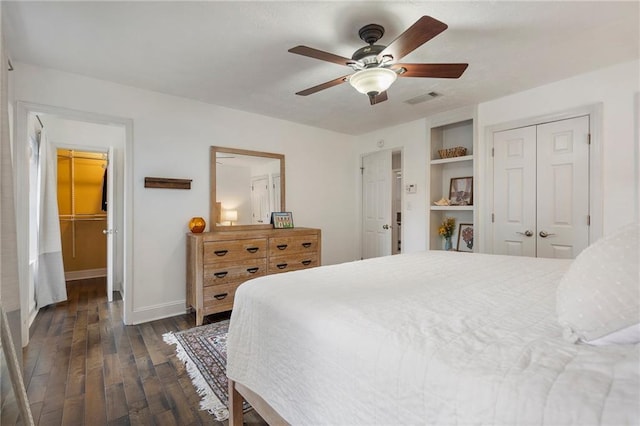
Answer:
xmin=144 ymin=177 xmax=192 ymax=190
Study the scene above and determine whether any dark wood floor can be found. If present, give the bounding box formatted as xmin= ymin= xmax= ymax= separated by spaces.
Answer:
xmin=21 ymin=277 xmax=267 ymax=425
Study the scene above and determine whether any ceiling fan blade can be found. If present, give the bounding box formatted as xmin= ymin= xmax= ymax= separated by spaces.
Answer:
xmin=393 ymin=63 xmax=468 ymax=78
xmin=288 ymin=46 xmax=354 ymax=67
xmin=369 ymin=91 xmax=388 ymax=105
xmin=295 ymin=74 xmax=350 ymax=96
xmin=378 ymin=16 xmax=448 ymax=62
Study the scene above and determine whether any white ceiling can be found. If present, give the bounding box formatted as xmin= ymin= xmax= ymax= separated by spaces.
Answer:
xmin=4 ymin=1 xmax=639 ymax=135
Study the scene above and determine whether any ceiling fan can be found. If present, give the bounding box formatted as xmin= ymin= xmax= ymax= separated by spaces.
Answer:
xmin=289 ymin=16 xmax=468 ymax=105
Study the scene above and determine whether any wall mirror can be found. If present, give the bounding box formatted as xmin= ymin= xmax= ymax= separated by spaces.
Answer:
xmin=210 ymin=146 xmax=285 ymax=231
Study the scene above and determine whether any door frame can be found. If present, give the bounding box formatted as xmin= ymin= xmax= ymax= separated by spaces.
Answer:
xmin=15 ymin=101 xmax=134 ymax=346
xmin=482 ymin=104 xmax=603 ymax=254
xmin=359 ymin=147 xmax=404 ymax=259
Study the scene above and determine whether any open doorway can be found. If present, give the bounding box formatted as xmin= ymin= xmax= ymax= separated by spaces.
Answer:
xmin=361 ymin=148 xmax=403 ymax=259
xmin=16 ymin=104 xmax=129 ymax=345
xmin=57 ymin=148 xmax=109 ymax=282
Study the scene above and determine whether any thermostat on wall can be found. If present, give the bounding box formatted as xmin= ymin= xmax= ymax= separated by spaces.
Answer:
xmin=405 ymin=183 xmax=417 ymax=194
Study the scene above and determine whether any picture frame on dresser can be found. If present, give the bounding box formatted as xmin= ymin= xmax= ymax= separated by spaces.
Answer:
xmin=271 ymin=212 xmax=294 ymax=229
xmin=449 ymin=176 xmax=473 ymax=206
xmin=457 ymin=223 xmax=474 ymax=252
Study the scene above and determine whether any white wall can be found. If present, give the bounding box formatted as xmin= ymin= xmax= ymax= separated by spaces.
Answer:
xmin=12 ymin=63 xmax=357 ymax=324
xmin=478 ymin=59 xmax=640 ymax=236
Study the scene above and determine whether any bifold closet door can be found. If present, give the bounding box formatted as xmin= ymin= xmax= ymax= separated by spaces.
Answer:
xmin=492 ymin=115 xmax=590 ymax=258
xmin=536 ymin=116 xmax=589 ymax=258
xmin=492 ymin=125 xmax=537 ymax=257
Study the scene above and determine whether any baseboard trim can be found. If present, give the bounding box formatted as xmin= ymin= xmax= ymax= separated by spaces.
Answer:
xmin=128 ymin=300 xmax=187 ymax=325
xmin=65 ymin=268 xmax=107 ymax=281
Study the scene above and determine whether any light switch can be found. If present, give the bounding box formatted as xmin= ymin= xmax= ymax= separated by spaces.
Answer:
xmin=405 ymin=184 xmax=417 ymax=194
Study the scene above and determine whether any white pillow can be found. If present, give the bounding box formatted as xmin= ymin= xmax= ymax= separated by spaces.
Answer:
xmin=556 ymin=222 xmax=640 ymax=344
xmin=585 ymin=322 xmax=640 ymax=346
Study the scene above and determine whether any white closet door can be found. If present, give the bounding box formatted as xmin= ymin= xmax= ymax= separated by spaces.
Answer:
xmin=362 ymin=150 xmax=392 ymax=259
xmin=492 ymin=126 xmax=537 ymax=256
xmin=536 ymin=116 xmax=590 ymax=259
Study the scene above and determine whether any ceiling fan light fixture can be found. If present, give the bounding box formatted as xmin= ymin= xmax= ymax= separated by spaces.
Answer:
xmin=349 ymin=67 xmax=397 ymax=96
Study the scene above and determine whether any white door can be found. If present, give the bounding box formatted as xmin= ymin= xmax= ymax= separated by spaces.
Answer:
xmin=536 ymin=116 xmax=590 ymax=258
xmin=251 ymin=175 xmax=270 ymax=224
xmin=493 ymin=125 xmax=537 ymax=256
xmin=105 ymin=147 xmax=115 ymax=301
xmin=272 ymin=173 xmax=281 ymax=212
xmin=492 ymin=116 xmax=590 ymax=258
xmin=362 ymin=150 xmax=392 ymax=259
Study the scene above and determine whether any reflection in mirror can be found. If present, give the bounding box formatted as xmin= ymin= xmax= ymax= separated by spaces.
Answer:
xmin=210 ymin=147 xmax=285 ymax=230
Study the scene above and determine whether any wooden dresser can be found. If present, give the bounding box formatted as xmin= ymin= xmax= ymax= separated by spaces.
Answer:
xmin=186 ymin=227 xmax=321 ymax=325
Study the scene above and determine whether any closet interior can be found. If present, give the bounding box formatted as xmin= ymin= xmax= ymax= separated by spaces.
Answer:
xmin=57 ymin=149 xmax=108 ymax=279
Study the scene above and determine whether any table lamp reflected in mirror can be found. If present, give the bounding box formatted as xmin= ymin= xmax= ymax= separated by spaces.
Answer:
xmin=223 ymin=209 xmax=238 ymax=226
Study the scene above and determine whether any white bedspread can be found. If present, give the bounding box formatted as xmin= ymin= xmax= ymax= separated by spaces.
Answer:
xmin=227 ymin=251 xmax=640 ymax=425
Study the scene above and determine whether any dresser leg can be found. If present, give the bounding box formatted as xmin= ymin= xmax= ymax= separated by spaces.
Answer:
xmin=196 ymin=311 xmax=203 ymax=326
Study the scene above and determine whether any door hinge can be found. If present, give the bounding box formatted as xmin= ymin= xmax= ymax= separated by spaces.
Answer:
xmin=587 ymin=133 xmax=591 ymax=145
xmin=360 ymin=166 xmax=364 ymax=175
xmin=587 ymin=215 xmax=591 ymax=226
xmin=491 ymin=147 xmax=494 ymax=157
xmin=491 ymin=213 xmax=495 ymax=223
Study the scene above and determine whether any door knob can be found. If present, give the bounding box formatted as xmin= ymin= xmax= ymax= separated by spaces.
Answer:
xmin=539 ymin=230 xmax=556 ymax=238
xmin=382 ymin=224 xmax=392 ymax=230
xmin=517 ymin=230 xmax=533 ymax=237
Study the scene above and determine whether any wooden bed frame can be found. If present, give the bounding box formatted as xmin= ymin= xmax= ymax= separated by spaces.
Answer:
xmin=229 ymin=379 xmax=290 ymax=425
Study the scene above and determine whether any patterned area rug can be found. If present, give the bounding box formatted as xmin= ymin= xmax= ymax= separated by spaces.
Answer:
xmin=163 ymin=320 xmax=250 ymax=421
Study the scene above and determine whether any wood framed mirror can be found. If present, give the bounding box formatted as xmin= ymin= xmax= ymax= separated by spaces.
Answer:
xmin=210 ymin=146 xmax=285 ymax=231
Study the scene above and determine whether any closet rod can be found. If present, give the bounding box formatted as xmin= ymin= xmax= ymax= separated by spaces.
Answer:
xmin=57 ymin=153 xmax=107 ymax=161
xmin=59 ymin=217 xmax=107 ymax=222
xmin=59 ymin=214 xmax=107 ymax=218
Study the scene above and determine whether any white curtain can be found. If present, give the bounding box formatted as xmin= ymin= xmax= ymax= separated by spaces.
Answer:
xmin=34 ymin=130 xmax=66 ymax=308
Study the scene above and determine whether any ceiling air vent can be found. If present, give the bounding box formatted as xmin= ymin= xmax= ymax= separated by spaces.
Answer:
xmin=404 ymin=92 xmax=441 ymax=105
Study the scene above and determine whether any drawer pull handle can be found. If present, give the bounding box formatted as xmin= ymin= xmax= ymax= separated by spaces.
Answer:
xmin=276 ymin=263 xmax=288 ymax=269
xmin=277 ymin=244 xmax=288 ymax=250
xmin=214 ymin=271 xmax=228 ymax=278
xmin=302 ymin=242 xmax=312 ymax=248
xmin=246 ymin=267 xmax=259 ymax=274
xmin=301 ymin=260 xmax=312 ymax=266
xmin=214 ymin=250 xmax=228 ymax=256
xmin=213 ymin=293 xmax=228 ymax=300
xmin=246 ymin=247 xmax=259 ymax=253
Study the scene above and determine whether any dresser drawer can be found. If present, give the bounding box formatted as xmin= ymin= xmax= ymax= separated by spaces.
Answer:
xmin=268 ymin=253 xmax=319 ymax=274
xmin=204 ymin=259 xmax=267 ymax=286
xmin=202 ymin=281 xmax=241 ymax=313
xmin=269 ymin=235 xmax=319 ymax=255
xmin=203 ymin=238 xmax=267 ymax=263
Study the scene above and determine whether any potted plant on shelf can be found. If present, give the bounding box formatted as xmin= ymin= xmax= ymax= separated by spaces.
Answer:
xmin=439 ymin=217 xmax=456 ymax=251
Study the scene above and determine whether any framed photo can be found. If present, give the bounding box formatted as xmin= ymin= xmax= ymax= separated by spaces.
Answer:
xmin=449 ymin=176 xmax=473 ymax=206
xmin=457 ymin=223 xmax=474 ymax=252
xmin=271 ymin=212 xmax=294 ymax=229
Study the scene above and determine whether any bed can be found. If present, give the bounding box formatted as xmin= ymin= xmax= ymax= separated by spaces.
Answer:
xmin=226 ymin=225 xmax=639 ymax=425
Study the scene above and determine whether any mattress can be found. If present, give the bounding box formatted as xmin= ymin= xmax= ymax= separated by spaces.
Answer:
xmin=226 ymin=251 xmax=640 ymax=425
